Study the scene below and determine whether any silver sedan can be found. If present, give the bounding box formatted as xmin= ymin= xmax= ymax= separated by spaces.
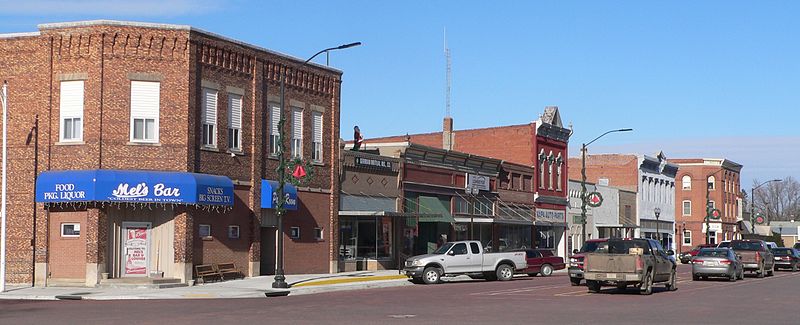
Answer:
xmin=692 ymin=248 xmax=744 ymax=281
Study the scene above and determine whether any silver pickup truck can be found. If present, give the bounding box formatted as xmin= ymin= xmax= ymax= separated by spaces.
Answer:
xmin=403 ymin=240 xmax=527 ymax=284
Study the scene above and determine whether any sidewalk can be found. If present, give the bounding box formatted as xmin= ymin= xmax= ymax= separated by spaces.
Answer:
xmin=0 ymin=270 xmax=410 ymax=300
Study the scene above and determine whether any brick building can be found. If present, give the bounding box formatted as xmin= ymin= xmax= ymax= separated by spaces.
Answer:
xmin=669 ymin=158 xmax=743 ymax=249
xmin=568 ymin=152 xmax=678 ymax=250
xmin=356 ymin=107 xmax=571 ymax=257
xmin=0 ymin=20 xmax=342 ymax=286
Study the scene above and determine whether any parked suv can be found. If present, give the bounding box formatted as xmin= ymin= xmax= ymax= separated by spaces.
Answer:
xmin=730 ymin=239 xmax=775 ymax=278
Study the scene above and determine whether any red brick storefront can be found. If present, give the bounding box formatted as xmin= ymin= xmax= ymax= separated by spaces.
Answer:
xmin=0 ymin=20 xmax=342 ymax=286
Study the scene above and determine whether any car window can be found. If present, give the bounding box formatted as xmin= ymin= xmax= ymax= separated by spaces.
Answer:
xmin=731 ymin=241 xmax=763 ymax=251
xmin=470 ymin=242 xmax=480 ymax=254
xmin=451 ymin=243 xmax=468 ymax=255
xmin=608 ymin=240 xmax=651 ymax=255
xmin=773 ymin=249 xmax=792 ymax=256
xmin=434 ymin=242 xmax=454 ymax=255
xmin=698 ymin=249 xmax=729 ymax=257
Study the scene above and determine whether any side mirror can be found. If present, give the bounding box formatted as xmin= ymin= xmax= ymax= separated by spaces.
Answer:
xmin=572 ymin=249 xmax=579 ymax=255
xmin=667 ymin=250 xmax=675 ymax=256
xmin=447 ymin=250 xmax=455 ymax=256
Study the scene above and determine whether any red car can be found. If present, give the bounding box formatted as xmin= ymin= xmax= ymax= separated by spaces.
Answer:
xmin=520 ymin=249 xmax=566 ymax=277
xmin=679 ymin=244 xmax=716 ymax=264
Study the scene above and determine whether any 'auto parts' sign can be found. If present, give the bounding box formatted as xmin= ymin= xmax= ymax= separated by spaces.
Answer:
xmin=536 ymin=209 xmax=566 ymax=223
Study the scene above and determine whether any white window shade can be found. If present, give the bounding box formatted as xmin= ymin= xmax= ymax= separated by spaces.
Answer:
xmin=60 ymin=81 xmax=83 ymax=118
xmin=201 ymin=88 xmax=217 ymax=125
xmin=131 ymin=81 xmax=159 ymax=119
xmin=312 ymin=111 xmax=322 ymax=143
xmin=292 ymin=108 xmax=303 ymax=139
xmin=270 ymin=105 xmax=280 ymax=135
xmin=228 ymin=93 xmax=242 ymax=129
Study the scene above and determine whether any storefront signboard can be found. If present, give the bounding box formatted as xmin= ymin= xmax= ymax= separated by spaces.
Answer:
xmin=536 ymin=208 xmax=566 ymax=223
xmin=35 ymin=170 xmax=234 ymax=206
xmin=355 ymin=157 xmax=393 ymax=171
xmin=260 ymin=180 xmax=299 ymax=210
xmin=466 ymin=173 xmax=490 ymax=192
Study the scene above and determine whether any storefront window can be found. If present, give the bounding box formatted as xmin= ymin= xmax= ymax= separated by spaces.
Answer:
xmin=339 ymin=216 xmax=394 ymax=261
xmin=497 ymin=224 xmax=532 ymax=251
xmin=538 ymin=227 xmax=556 ymax=249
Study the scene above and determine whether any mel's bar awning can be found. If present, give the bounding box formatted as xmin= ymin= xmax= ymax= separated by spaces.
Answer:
xmin=35 ymin=170 xmax=234 ymax=206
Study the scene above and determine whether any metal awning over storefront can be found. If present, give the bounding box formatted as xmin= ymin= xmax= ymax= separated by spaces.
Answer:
xmin=454 ymin=216 xmax=495 ymax=223
xmin=417 ymin=196 xmax=455 ymax=223
xmin=494 ymin=199 xmax=534 ymax=225
xmin=36 ymin=169 xmax=234 ymax=206
xmin=261 ymin=180 xmax=298 ymax=210
xmin=339 ymin=211 xmax=439 ymax=218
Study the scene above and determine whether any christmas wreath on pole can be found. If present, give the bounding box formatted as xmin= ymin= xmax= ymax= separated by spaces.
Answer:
xmin=286 ymin=157 xmax=315 ymax=187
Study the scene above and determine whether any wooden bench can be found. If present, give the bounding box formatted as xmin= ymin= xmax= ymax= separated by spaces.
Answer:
xmin=215 ymin=263 xmax=243 ymax=281
xmin=195 ymin=264 xmax=220 ymax=284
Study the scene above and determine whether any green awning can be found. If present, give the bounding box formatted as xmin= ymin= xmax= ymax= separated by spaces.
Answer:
xmin=417 ymin=196 xmax=455 ymax=223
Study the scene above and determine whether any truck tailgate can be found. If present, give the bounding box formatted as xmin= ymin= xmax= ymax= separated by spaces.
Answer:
xmin=737 ymin=251 xmax=758 ymax=264
xmin=584 ymin=253 xmax=640 ymax=273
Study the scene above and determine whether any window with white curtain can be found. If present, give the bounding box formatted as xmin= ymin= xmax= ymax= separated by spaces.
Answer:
xmin=269 ymin=104 xmax=280 ymax=156
xmin=60 ymin=80 xmax=84 ymax=142
xmin=130 ymin=81 xmax=159 ymax=142
xmin=227 ymin=93 xmax=242 ymax=151
xmin=291 ymin=107 xmax=303 ymax=158
xmin=311 ymin=111 xmax=323 ymax=162
xmin=682 ymin=175 xmax=691 ymax=190
xmin=201 ymin=87 xmax=217 ymax=147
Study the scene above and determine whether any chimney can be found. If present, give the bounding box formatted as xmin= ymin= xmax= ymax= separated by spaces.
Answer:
xmin=443 ymin=117 xmax=454 ymax=150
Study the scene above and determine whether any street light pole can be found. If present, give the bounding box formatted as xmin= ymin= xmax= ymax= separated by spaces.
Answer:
xmin=272 ymin=42 xmax=361 ymax=290
xmin=579 ymin=128 xmax=632 ymax=247
xmin=750 ymin=179 xmax=782 ymax=236
xmin=654 ymin=207 xmax=661 ymax=245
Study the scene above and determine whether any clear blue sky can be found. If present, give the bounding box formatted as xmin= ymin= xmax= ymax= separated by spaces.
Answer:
xmin=1 ymin=0 xmax=797 ymax=187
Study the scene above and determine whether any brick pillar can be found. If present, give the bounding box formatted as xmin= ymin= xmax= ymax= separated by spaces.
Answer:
xmin=84 ymin=208 xmax=108 ymax=286
xmin=173 ymin=208 xmax=193 ymax=283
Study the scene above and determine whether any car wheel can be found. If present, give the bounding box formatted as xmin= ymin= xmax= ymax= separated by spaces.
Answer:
xmin=757 ymin=263 xmax=765 ymax=278
xmin=496 ymin=264 xmax=514 ymax=281
xmin=692 ymin=274 xmax=700 ymax=281
xmin=570 ymin=277 xmax=582 ymax=286
xmin=738 ymin=269 xmax=745 ymax=280
xmin=728 ymin=271 xmax=737 ymax=282
xmin=540 ymin=264 xmax=554 ymax=277
xmin=792 ymin=263 xmax=798 ymax=272
xmin=639 ymin=272 xmax=653 ymax=295
xmin=666 ymin=269 xmax=678 ymax=291
xmin=767 ymin=264 xmax=774 ymax=276
xmin=587 ymin=280 xmax=601 ymax=293
xmin=422 ymin=267 xmax=442 ymax=285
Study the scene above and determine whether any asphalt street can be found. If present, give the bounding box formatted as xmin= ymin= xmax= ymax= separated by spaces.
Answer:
xmin=2 ymin=264 xmax=798 ymax=325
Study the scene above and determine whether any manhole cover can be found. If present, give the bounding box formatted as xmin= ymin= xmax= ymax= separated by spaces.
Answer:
xmin=388 ymin=315 xmax=417 ymax=319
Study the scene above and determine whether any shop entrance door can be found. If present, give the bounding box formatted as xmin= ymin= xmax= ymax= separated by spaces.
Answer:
xmin=260 ymin=227 xmax=277 ymax=275
xmin=121 ymin=222 xmax=151 ymax=277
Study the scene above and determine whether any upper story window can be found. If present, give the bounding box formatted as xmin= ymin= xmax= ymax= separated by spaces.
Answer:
xmin=311 ymin=111 xmax=323 ymax=162
xmin=556 ymin=153 xmax=563 ymax=192
xmin=227 ymin=93 xmax=242 ymax=151
xmin=200 ymin=87 xmax=218 ymax=148
xmin=538 ymin=150 xmax=545 ymax=189
xmin=269 ymin=104 xmax=280 ymax=156
xmin=291 ymin=107 xmax=303 ymax=158
xmin=707 ymin=176 xmax=716 ymax=190
xmin=59 ymin=80 xmax=84 ymax=142
xmin=682 ymin=200 xmax=691 ymax=216
xmin=130 ymin=81 xmax=159 ymax=143
xmin=547 ymin=151 xmax=554 ymax=190
xmin=682 ymin=175 xmax=691 ymax=190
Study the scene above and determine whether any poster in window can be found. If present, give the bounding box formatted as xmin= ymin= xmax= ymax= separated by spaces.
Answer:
xmin=124 ymin=227 xmax=148 ymax=275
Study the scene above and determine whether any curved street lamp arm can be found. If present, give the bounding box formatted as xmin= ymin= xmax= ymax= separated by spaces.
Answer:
xmin=304 ymin=42 xmax=362 ymax=64
xmin=585 ymin=128 xmax=633 ymax=147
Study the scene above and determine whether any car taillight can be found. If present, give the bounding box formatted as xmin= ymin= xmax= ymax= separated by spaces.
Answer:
xmin=635 ymin=256 xmax=644 ymax=271
xmin=782 ymin=256 xmax=790 ymax=261
xmin=719 ymin=260 xmax=732 ymax=265
xmin=755 ymin=252 xmax=760 ymax=261
xmin=693 ymin=259 xmax=703 ymax=264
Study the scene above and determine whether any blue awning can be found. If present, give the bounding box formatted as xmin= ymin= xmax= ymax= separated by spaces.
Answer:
xmin=35 ymin=170 xmax=234 ymax=206
xmin=261 ymin=180 xmax=298 ymax=210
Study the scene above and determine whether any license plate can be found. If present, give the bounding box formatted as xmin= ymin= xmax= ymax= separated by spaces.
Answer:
xmin=705 ymin=261 xmax=717 ymax=266
xmin=606 ymin=273 xmax=617 ymax=279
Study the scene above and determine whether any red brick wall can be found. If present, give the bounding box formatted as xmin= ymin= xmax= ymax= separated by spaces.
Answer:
xmin=192 ymin=187 xmax=252 ymax=272
xmin=0 ymin=21 xmax=343 ymax=283
xmin=284 ymin=191 xmax=332 ymax=274
xmin=48 ymin=210 xmax=87 ymax=279
xmin=568 ymin=155 xmax=640 ymax=192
